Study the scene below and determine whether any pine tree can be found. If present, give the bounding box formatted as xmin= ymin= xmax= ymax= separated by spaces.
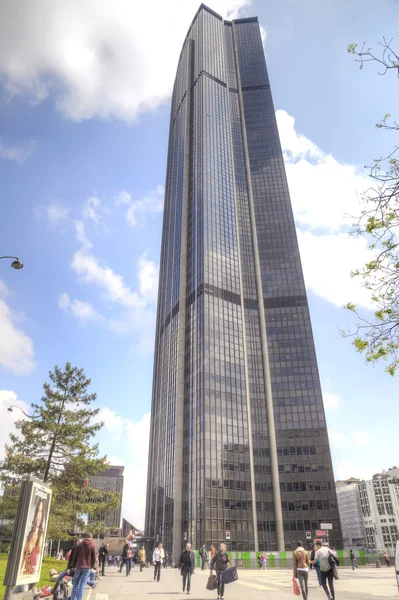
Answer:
xmin=0 ymin=363 xmax=120 ymax=539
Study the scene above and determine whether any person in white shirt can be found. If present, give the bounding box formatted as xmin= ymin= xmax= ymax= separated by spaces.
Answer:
xmin=312 ymin=542 xmax=337 ymax=599
xmin=153 ymin=543 xmax=165 ymax=582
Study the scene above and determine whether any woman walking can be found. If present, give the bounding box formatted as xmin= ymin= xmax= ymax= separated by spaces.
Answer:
xmin=210 ymin=543 xmax=230 ymax=600
xmin=153 ymin=543 xmax=164 ymax=582
xmin=293 ymin=541 xmax=310 ymax=600
xmin=124 ymin=542 xmax=133 ymax=576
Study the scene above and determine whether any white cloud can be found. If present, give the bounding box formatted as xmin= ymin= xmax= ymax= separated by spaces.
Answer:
xmin=277 ymin=110 xmax=367 ymax=232
xmin=276 ymin=109 xmax=374 ymax=310
xmin=97 ymin=410 xmax=151 ymax=529
xmin=70 ymin=249 xmax=158 ymax=355
xmin=0 ymin=138 xmax=36 ymax=164
xmin=82 ymin=196 xmax=102 ymax=224
xmin=323 ymin=392 xmax=340 ymax=409
xmin=125 ymin=186 xmax=164 ymax=227
xmin=71 ymin=250 xmax=143 ymax=308
xmin=0 ymin=282 xmax=35 ymax=375
xmin=137 ymin=255 xmax=159 ymax=302
xmin=35 ymin=201 xmax=70 ymax=225
xmin=58 ymin=292 xmax=103 ymax=323
xmin=115 ymin=191 xmax=131 ymax=207
xmin=75 ymin=220 xmax=93 ymax=249
xmin=58 ymin=292 xmax=71 ymax=311
xmin=0 ymin=390 xmax=31 ymax=460
xmin=0 ymin=1 xmax=251 ymax=122
xmin=95 ymin=407 xmax=127 ymax=442
xmin=297 ymin=229 xmax=375 ymax=309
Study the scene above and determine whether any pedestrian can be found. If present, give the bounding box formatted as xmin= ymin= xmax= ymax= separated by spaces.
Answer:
xmin=349 ymin=549 xmax=358 ymax=570
xmin=200 ymin=545 xmax=208 ymax=570
xmin=311 ymin=544 xmax=322 ymax=587
xmin=138 ymin=545 xmax=146 ymax=572
xmin=125 ymin=544 xmax=133 ymax=577
xmin=153 ymin=543 xmax=164 ymax=582
xmin=210 ymin=544 xmax=217 ymax=561
xmin=179 ymin=543 xmax=195 ymax=595
xmin=70 ymin=533 xmax=97 ymax=600
xmin=312 ymin=541 xmax=338 ymax=600
xmin=293 ymin=541 xmax=310 ymax=600
xmin=210 ymin=542 xmax=230 ymax=600
xmin=98 ymin=544 xmax=109 ymax=577
xmin=383 ymin=551 xmax=391 ymax=567
xmin=119 ymin=544 xmax=127 ymax=573
xmin=260 ymin=553 xmax=266 ymax=570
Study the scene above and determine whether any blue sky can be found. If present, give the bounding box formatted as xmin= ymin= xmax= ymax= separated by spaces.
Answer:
xmin=0 ymin=0 xmax=398 ymax=528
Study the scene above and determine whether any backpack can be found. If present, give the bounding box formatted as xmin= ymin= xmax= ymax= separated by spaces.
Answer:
xmin=53 ymin=581 xmax=68 ymax=600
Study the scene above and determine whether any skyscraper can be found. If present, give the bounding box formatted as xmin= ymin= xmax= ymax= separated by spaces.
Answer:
xmin=145 ymin=4 xmax=342 ymax=557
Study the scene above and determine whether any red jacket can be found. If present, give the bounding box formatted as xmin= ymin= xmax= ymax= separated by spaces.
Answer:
xmin=72 ymin=538 xmax=97 ymax=569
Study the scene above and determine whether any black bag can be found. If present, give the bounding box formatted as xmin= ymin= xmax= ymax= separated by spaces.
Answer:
xmin=53 ymin=581 xmax=68 ymax=600
xmin=221 ymin=566 xmax=238 ymax=584
xmin=328 ymin=551 xmax=340 ymax=567
xmin=206 ymin=574 xmax=217 ymax=590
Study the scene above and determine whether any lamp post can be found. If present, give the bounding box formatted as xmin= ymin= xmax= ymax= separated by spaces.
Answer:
xmin=0 ymin=256 xmax=24 ymax=270
xmin=7 ymin=405 xmax=38 ymax=419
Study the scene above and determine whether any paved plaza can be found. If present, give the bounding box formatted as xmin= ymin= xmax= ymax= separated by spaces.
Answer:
xmin=85 ymin=565 xmax=398 ymax=600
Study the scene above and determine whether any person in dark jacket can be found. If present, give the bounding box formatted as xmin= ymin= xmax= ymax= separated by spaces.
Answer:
xmin=178 ymin=543 xmax=195 ymax=594
xmin=70 ymin=534 xmax=97 ymax=600
xmin=98 ymin=544 xmax=108 ymax=576
xmin=119 ymin=544 xmax=128 ymax=573
xmin=210 ymin=543 xmax=230 ymax=600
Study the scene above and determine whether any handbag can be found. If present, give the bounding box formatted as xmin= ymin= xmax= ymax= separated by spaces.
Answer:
xmin=221 ymin=566 xmax=238 ymax=584
xmin=206 ymin=574 xmax=217 ymax=590
xmin=292 ymin=577 xmax=300 ymax=596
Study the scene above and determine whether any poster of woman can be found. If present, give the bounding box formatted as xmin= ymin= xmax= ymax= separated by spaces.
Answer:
xmin=16 ymin=481 xmax=52 ymax=586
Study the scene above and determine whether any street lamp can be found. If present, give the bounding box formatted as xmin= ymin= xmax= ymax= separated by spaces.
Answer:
xmin=7 ymin=405 xmax=38 ymax=419
xmin=0 ymin=256 xmax=24 ymax=270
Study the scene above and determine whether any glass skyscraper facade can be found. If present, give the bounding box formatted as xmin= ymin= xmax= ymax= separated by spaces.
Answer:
xmin=145 ymin=4 xmax=341 ymax=557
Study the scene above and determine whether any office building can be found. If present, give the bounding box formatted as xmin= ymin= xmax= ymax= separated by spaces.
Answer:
xmin=337 ymin=468 xmax=399 ymax=550
xmin=89 ymin=465 xmax=124 ymax=530
xmin=336 ymin=479 xmax=366 ymax=548
xmin=145 ymin=4 xmax=341 ymax=557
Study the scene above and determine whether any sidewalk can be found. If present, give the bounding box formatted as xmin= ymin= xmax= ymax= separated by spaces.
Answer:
xmin=86 ymin=565 xmax=398 ymax=600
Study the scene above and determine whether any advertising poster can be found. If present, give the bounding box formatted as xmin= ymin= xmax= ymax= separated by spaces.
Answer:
xmin=15 ymin=480 xmax=52 ymax=586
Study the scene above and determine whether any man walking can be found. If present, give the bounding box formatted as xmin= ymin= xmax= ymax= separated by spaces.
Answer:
xmin=293 ymin=541 xmax=310 ymax=600
xmin=179 ymin=543 xmax=195 ymax=595
xmin=349 ymin=549 xmax=358 ymax=570
xmin=70 ymin=533 xmax=97 ymax=600
xmin=312 ymin=541 xmax=338 ymax=599
xmin=138 ymin=545 xmax=146 ymax=572
xmin=98 ymin=543 xmax=109 ymax=577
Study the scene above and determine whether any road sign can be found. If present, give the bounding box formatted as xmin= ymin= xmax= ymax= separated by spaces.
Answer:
xmin=320 ymin=523 xmax=332 ymax=530
xmin=226 ymin=531 xmax=230 ymax=540
xmin=306 ymin=531 xmax=311 ymax=540
xmin=316 ymin=530 xmax=326 ymax=537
